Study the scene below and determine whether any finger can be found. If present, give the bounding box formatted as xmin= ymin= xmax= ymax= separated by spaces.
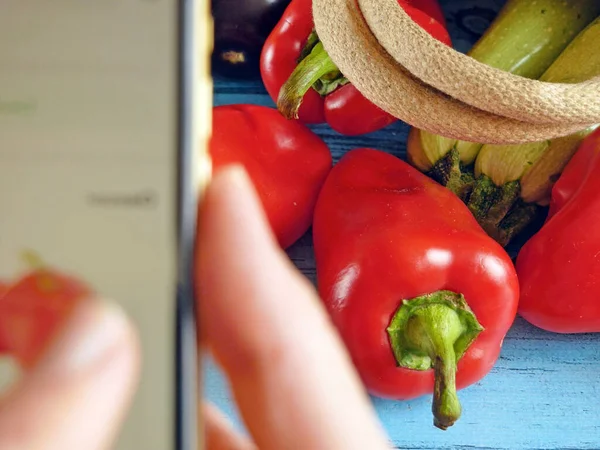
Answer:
xmin=196 ymin=166 xmax=391 ymax=450
xmin=0 ymin=299 xmax=140 ymax=450
xmin=203 ymin=402 xmax=256 ymax=450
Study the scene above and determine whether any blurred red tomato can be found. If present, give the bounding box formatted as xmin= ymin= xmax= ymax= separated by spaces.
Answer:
xmin=0 ymin=265 xmax=92 ymax=369
xmin=0 ymin=282 xmax=9 ymax=354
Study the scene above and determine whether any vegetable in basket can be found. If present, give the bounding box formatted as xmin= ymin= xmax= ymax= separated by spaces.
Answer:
xmin=211 ymin=0 xmax=291 ymax=79
xmin=313 ymin=149 xmax=519 ymax=430
xmin=210 ymin=104 xmax=332 ymax=249
xmin=407 ymin=0 xmax=600 ymax=199
xmin=260 ymin=0 xmax=451 ymax=136
xmin=516 ymin=129 xmax=600 ymax=334
xmin=463 ymin=16 xmax=600 ymax=247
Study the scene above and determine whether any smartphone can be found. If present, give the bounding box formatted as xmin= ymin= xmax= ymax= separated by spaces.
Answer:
xmin=0 ymin=1 xmax=212 ymax=449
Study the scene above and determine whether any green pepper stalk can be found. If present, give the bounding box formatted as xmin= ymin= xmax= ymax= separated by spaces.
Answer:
xmin=406 ymin=0 xmax=600 ymax=200
xmin=388 ymin=291 xmax=484 ymax=429
xmin=468 ymin=17 xmax=600 ymax=247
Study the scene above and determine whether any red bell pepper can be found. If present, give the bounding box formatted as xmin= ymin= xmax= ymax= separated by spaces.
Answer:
xmin=313 ymin=149 xmax=519 ymax=429
xmin=210 ymin=104 xmax=332 ymax=249
xmin=517 ymin=128 xmax=600 ymax=333
xmin=260 ymin=0 xmax=452 ymax=136
xmin=0 ymin=282 xmax=8 ymax=354
xmin=547 ymin=127 xmax=600 ymax=220
xmin=0 ymin=253 xmax=92 ymax=369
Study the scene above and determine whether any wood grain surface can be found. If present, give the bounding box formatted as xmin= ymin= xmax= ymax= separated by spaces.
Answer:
xmin=204 ymin=1 xmax=600 ymax=448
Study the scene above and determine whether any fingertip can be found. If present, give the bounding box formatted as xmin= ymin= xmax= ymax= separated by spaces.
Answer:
xmin=200 ymin=164 xmax=259 ymax=226
xmin=0 ymin=298 xmax=141 ymax=450
xmin=195 ymin=160 xmax=286 ymax=329
xmin=200 ymin=163 xmax=277 ymax=242
xmin=34 ymin=298 xmax=140 ymax=379
xmin=210 ymin=164 xmax=252 ymax=190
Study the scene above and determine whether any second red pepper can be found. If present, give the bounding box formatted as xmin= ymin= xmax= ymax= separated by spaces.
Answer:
xmin=517 ymin=128 xmax=600 ymax=333
xmin=210 ymin=104 xmax=332 ymax=249
xmin=313 ymin=149 xmax=519 ymax=429
xmin=260 ymin=0 xmax=452 ymax=136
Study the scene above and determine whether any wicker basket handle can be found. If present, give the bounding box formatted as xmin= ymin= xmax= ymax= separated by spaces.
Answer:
xmin=312 ymin=0 xmax=600 ymax=144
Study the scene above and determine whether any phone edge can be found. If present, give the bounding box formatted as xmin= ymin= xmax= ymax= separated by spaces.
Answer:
xmin=176 ymin=0 xmax=203 ymax=448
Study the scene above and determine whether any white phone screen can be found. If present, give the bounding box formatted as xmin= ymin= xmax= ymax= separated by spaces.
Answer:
xmin=0 ymin=1 xmax=208 ymax=448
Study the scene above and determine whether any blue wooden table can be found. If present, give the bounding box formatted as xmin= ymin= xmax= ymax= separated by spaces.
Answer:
xmin=204 ymin=1 xmax=600 ymax=448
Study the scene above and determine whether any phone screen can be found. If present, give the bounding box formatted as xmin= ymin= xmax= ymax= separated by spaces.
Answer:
xmin=0 ymin=1 xmax=211 ymax=449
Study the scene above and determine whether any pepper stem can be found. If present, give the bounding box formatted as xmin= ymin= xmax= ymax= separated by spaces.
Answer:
xmin=21 ymin=249 xmax=46 ymax=271
xmin=277 ymin=42 xmax=340 ymax=119
xmin=387 ymin=291 xmax=484 ymax=430
xmin=21 ymin=249 xmax=57 ymax=291
xmin=432 ymin=355 xmax=459 ymax=430
xmin=406 ymin=305 xmax=462 ymax=429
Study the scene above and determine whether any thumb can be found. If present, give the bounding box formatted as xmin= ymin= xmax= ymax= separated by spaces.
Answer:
xmin=0 ymin=299 xmax=140 ymax=450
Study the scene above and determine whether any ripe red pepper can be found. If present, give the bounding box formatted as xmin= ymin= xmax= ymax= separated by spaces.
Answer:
xmin=0 ymin=282 xmax=8 ymax=354
xmin=260 ymin=0 xmax=452 ymax=136
xmin=313 ymin=149 xmax=519 ymax=429
xmin=0 ymin=254 xmax=92 ymax=369
xmin=210 ymin=104 xmax=332 ymax=249
xmin=517 ymin=128 xmax=600 ymax=333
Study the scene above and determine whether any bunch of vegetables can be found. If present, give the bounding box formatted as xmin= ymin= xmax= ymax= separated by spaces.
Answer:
xmin=204 ymin=0 xmax=600 ymax=430
xmin=407 ymin=0 xmax=600 ymax=246
xmin=0 ymin=0 xmax=596 ymax=438
xmin=2 ymin=0 xmax=591 ymax=433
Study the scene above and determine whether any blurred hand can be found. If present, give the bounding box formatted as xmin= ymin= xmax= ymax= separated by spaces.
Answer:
xmin=196 ymin=166 xmax=390 ymax=450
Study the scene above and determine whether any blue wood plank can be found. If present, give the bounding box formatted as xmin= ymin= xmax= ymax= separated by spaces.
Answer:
xmin=205 ymin=1 xmax=600 ymax=448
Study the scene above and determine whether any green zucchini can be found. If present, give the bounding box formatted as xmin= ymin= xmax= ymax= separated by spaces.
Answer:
xmin=406 ymin=0 xmax=600 ymax=198
xmin=469 ymin=16 xmax=600 ymax=247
